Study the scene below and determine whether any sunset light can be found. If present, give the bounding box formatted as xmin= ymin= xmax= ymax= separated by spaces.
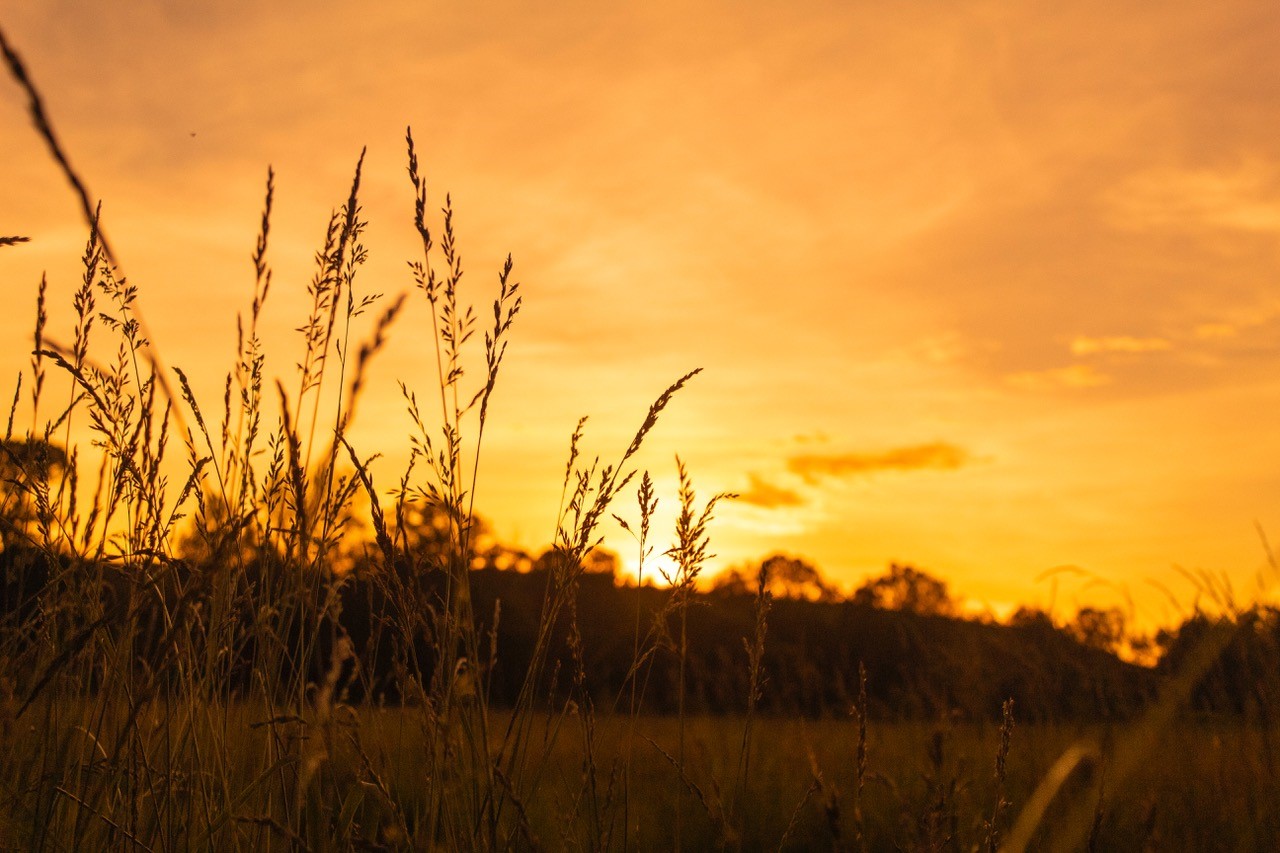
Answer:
xmin=6 ymin=3 xmax=1278 ymax=627
xmin=3 ymin=3 xmax=1280 ymax=847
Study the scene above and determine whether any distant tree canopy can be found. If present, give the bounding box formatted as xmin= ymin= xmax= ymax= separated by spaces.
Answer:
xmin=853 ymin=563 xmax=956 ymax=617
xmin=710 ymin=553 xmax=838 ymax=601
xmin=710 ymin=559 xmax=964 ymax=614
xmin=1 ymin=463 xmax=1264 ymax=721
xmin=533 ymin=545 xmax=618 ymax=577
xmin=1069 ymin=605 xmax=1127 ymax=653
xmin=372 ymin=500 xmax=535 ymax=573
xmin=382 ymin=500 xmax=623 ymax=578
xmin=397 ymin=500 xmax=480 ymax=565
xmin=708 ymin=566 xmax=753 ymax=597
xmin=0 ymin=437 xmax=68 ymax=547
xmin=0 ymin=438 xmax=68 ymax=481
xmin=1009 ymin=606 xmax=1055 ymax=630
xmin=763 ymin=554 xmax=839 ymax=601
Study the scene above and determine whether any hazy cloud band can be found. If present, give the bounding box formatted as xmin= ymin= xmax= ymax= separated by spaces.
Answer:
xmin=788 ymin=442 xmax=969 ymax=483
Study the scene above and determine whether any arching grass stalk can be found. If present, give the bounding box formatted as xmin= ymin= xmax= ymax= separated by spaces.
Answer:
xmin=661 ymin=458 xmax=733 ymax=852
xmin=616 ymin=471 xmax=657 ymax=850
xmin=733 ymin=554 xmax=772 ymax=838
xmin=382 ymin=126 xmax=523 ymax=847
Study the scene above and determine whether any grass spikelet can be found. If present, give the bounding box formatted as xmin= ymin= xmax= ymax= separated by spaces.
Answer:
xmin=985 ymin=697 xmax=1015 ymax=853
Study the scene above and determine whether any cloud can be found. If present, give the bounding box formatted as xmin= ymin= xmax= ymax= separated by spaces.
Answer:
xmin=907 ymin=331 xmax=971 ymax=365
xmin=788 ymin=442 xmax=969 ymax=484
xmin=1069 ymin=335 xmax=1171 ymax=356
xmin=1105 ymin=160 xmax=1280 ymax=234
xmin=1193 ymin=323 xmax=1238 ymax=340
xmin=1004 ymin=364 xmax=1111 ymax=391
xmin=736 ymin=473 xmax=806 ymax=509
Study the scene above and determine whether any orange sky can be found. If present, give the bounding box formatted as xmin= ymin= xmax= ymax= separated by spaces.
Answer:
xmin=3 ymin=1 xmax=1280 ymax=626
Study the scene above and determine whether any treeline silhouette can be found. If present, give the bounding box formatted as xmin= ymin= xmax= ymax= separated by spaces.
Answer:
xmin=8 ymin=513 xmax=1276 ymax=722
xmin=3 ymin=436 xmax=1272 ymax=721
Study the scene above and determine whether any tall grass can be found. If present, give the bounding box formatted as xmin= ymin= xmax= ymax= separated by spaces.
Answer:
xmin=0 ymin=113 xmax=764 ymax=847
xmin=3 ymin=28 xmax=1280 ymax=851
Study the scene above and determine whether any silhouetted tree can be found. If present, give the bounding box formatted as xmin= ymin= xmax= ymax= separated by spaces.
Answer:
xmin=710 ymin=554 xmax=837 ymax=601
xmin=708 ymin=565 xmax=753 ymax=596
xmin=1009 ymin=606 xmax=1055 ymax=630
xmin=0 ymin=437 xmax=67 ymax=548
xmin=398 ymin=499 xmax=474 ymax=567
xmin=1070 ymin=606 xmax=1126 ymax=653
xmin=1157 ymin=607 xmax=1280 ymax=715
xmin=382 ymin=500 xmax=535 ymax=572
xmin=854 ymin=563 xmax=956 ymax=616
xmin=761 ymin=554 xmax=839 ymax=601
xmin=532 ymin=545 xmax=619 ymax=578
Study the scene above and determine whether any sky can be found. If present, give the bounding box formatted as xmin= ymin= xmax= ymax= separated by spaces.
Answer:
xmin=2 ymin=1 xmax=1280 ymax=627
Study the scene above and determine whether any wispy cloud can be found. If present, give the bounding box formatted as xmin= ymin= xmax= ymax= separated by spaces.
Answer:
xmin=1106 ymin=160 xmax=1280 ymax=234
xmin=1004 ymin=364 xmax=1111 ymax=392
xmin=788 ymin=442 xmax=969 ymax=484
xmin=736 ymin=473 xmax=806 ymax=509
xmin=1193 ymin=323 xmax=1238 ymax=341
xmin=1069 ymin=335 xmax=1171 ymax=356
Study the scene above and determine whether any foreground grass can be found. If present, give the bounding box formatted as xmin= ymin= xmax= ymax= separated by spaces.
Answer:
xmin=1 ymin=33 xmax=1276 ymax=848
xmin=3 ymin=699 xmax=1277 ymax=850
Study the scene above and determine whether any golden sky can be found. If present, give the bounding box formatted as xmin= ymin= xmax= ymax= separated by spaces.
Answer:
xmin=3 ymin=1 xmax=1280 ymax=625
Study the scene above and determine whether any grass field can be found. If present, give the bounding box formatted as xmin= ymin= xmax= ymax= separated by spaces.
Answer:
xmin=4 ymin=695 xmax=1278 ymax=850
xmin=1 ymin=48 xmax=1276 ymax=847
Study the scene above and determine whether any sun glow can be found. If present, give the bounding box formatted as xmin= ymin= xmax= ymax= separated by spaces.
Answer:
xmin=1 ymin=1 xmax=1278 ymax=629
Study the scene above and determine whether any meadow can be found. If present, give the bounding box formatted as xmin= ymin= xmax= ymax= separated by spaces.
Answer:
xmin=3 ymin=44 xmax=1280 ymax=849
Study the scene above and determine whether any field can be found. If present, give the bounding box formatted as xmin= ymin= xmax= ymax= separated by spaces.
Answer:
xmin=3 ymin=39 xmax=1279 ymax=850
xmin=4 ymin=694 xmax=1279 ymax=850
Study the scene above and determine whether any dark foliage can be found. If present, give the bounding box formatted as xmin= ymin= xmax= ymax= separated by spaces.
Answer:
xmin=2 ymin=542 xmax=1171 ymax=720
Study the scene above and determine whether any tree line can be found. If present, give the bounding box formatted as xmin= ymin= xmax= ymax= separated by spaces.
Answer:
xmin=0 ymin=437 xmax=1272 ymax=721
